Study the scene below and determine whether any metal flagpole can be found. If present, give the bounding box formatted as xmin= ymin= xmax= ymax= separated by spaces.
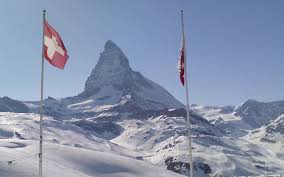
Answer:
xmin=181 ymin=10 xmax=194 ymax=177
xmin=39 ymin=9 xmax=46 ymax=177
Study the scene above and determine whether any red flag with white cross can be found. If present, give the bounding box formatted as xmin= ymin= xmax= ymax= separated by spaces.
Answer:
xmin=43 ymin=20 xmax=68 ymax=69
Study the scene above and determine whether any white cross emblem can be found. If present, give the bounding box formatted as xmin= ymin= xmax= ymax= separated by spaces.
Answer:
xmin=44 ymin=35 xmax=65 ymax=59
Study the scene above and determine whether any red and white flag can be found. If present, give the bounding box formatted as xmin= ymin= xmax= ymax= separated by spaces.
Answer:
xmin=43 ymin=20 xmax=68 ymax=69
xmin=178 ymin=35 xmax=185 ymax=86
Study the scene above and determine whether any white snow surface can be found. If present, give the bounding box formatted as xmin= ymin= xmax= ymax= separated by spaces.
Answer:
xmin=0 ymin=140 xmax=184 ymax=177
xmin=1 ymin=108 xmax=284 ymax=177
xmin=0 ymin=112 xmax=184 ymax=177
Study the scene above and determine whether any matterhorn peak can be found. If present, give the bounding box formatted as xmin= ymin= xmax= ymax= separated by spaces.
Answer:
xmin=70 ymin=40 xmax=184 ymax=111
xmin=104 ymin=40 xmax=120 ymax=51
xmin=99 ymin=40 xmax=130 ymax=69
xmin=84 ymin=40 xmax=131 ymax=92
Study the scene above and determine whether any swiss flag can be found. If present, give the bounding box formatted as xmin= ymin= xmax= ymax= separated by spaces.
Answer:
xmin=43 ymin=20 xmax=68 ymax=69
xmin=178 ymin=36 xmax=185 ymax=86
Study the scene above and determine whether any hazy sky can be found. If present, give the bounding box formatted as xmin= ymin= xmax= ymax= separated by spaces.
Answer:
xmin=0 ymin=0 xmax=283 ymax=106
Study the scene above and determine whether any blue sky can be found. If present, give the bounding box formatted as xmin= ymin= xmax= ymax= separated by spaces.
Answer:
xmin=0 ymin=0 xmax=283 ymax=106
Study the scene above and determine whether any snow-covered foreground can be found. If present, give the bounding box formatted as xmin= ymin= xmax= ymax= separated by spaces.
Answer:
xmin=0 ymin=113 xmax=184 ymax=177
xmin=1 ymin=112 xmax=284 ymax=177
xmin=0 ymin=140 xmax=185 ymax=177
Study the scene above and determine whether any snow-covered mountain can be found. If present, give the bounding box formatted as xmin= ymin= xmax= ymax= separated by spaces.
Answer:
xmin=1 ymin=40 xmax=284 ymax=176
xmin=190 ymin=102 xmax=284 ymax=176
xmin=246 ymin=114 xmax=284 ymax=143
xmin=1 ymin=110 xmax=284 ymax=177
xmin=235 ymin=99 xmax=284 ymax=128
xmin=0 ymin=97 xmax=30 ymax=113
xmin=80 ymin=40 xmax=184 ymax=111
xmin=192 ymin=100 xmax=284 ymax=137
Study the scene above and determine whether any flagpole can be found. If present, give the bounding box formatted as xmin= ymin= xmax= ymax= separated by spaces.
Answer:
xmin=181 ymin=10 xmax=194 ymax=177
xmin=39 ymin=9 xmax=46 ymax=177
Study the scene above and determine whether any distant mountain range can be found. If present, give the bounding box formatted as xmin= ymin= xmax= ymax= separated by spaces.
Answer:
xmin=0 ymin=41 xmax=283 ymax=177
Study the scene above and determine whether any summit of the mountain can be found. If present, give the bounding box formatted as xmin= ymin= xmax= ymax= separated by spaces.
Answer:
xmin=84 ymin=40 xmax=132 ymax=94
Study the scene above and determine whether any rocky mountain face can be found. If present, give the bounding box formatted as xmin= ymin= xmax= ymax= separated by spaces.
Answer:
xmin=0 ymin=96 xmax=30 ymax=113
xmin=235 ymin=99 xmax=284 ymax=128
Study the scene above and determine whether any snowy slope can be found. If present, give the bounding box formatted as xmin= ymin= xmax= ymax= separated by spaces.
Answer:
xmin=0 ymin=140 xmax=185 ymax=177
xmin=245 ymin=114 xmax=284 ymax=143
xmin=1 ymin=111 xmax=284 ymax=177
xmin=190 ymin=104 xmax=235 ymax=122
xmin=111 ymin=110 xmax=284 ymax=177
xmin=190 ymin=104 xmax=251 ymax=137
xmin=0 ymin=112 xmax=186 ymax=177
